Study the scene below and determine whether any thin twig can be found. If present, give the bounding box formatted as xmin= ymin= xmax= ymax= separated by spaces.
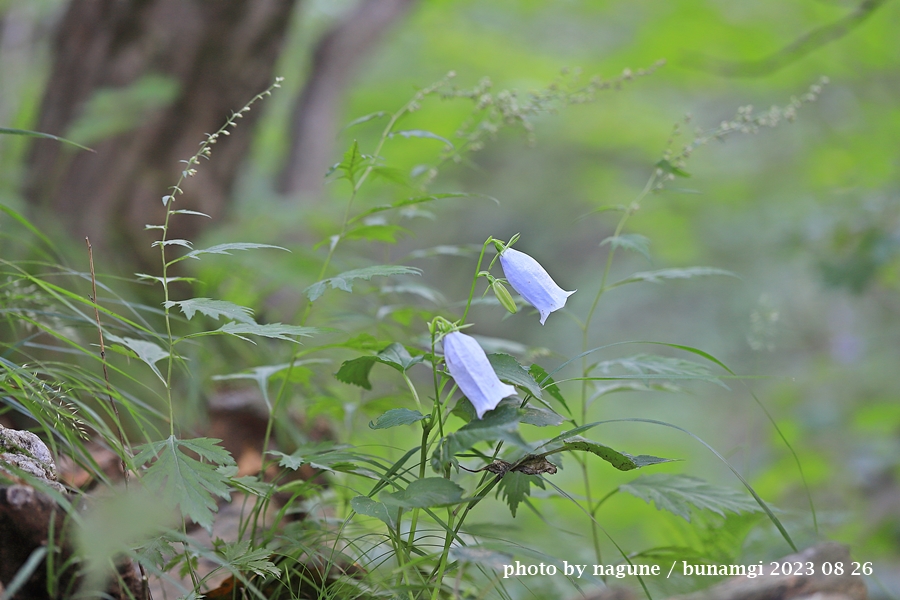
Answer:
xmin=85 ymin=237 xmax=128 ymax=483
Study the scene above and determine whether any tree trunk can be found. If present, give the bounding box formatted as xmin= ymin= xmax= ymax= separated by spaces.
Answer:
xmin=24 ymin=0 xmax=298 ymax=269
xmin=277 ymin=0 xmax=417 ymax=199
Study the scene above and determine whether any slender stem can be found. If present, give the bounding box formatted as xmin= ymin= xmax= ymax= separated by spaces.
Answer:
xmin=577 ymin=172 xmax=658 ymax=566
xmin=429 ymin=508 xmax=456 ymax=600
xmin=85 ymin=237 xmax=129 ymax=484
xmin=460 ymin=237 xmax=493 ymax=325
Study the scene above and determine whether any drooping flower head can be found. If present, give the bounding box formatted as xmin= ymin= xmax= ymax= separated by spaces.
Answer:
xmin=442 ymin=331 xmax=515 ymax=419
xmin=498 ymin=245 xmax=575 ymax=325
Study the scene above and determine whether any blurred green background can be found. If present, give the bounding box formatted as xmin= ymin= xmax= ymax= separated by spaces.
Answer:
xmin=1 ymin=0 xmax=898 ymax=597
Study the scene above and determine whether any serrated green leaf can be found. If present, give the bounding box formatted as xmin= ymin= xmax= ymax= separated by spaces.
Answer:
xmin=528 ymin=364 xmax=569 ymax=413
xmin=210 ymin=322 xmax=320 ymax=343
xmin=328 ymin=140 xmax=368 ymax=183
xmin=270 ymin=444 xmax=369 ymax=476
xmin=134 ymin=436 xmax=234 ymax=531
xmin=497 ymin=471 xmax=546 ymax=518
xmin=620 ymin=474 xmax=763 ymax=522
xmin=105 ymin=334 xmax=168 ymax=383
xmin=556 ymin=436 xmax=676 ymax=471
xmin=389 ymin=129 xmax=454 ymax=148
xmin=591 ymin=354 xmax=723 ymax=386
xmin=369 ymin=408 xmax=426 ymax=429
xmin=488 ymin=353 xmax=542 ymax=400
xmin=305 ymin=265 xmax=422 ymax=301
xmin=600 ymin=233 xmax=652 ymax=262
xmin=351 ymin=495 xmax=395 ymax=527
xmin=613 ymin=267 xmax=736 ymax=288
xmin=381 ymin=477 xmax=464 ymax=509
xmin=217 ymin=540 xmax=280 ymax=578
xmin=164 ymin=298 xmax=254 ymax=323
xmin=151 ymin=238 xmax=193 ymax=248
xmin=178 ymin=243 xmax=288 ymax=262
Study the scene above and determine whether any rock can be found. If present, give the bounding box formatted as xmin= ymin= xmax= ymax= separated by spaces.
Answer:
xmin=0 ymin=425 xmax=65 ymax=493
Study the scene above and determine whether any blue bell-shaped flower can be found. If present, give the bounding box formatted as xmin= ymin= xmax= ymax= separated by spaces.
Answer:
xmin=442 ymin=331 xmax=515 ymax=418
xmin=499 ymin=247 xmax=575 ymax=325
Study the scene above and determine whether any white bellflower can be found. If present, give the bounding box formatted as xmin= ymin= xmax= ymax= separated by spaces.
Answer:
xmin=499 ymin=247 xmax=575 ymax=325
xmin=442 ymin=331 xmax=515 ymax=419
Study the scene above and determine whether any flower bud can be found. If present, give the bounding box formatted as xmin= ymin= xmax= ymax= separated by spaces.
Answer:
xmin=491 ymin=280 xmax=517 ymax=314
xmin=442 ymin=331 xmax=515 ymax=418
xmin=499 ymin=247 xmax=575 ymax=325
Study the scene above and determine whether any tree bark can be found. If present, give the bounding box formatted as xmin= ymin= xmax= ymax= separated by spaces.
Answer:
xmin=24 ymin=0 xmax=298 ymax=268
xmin=277 ymin=0 xmax=417 ymax=199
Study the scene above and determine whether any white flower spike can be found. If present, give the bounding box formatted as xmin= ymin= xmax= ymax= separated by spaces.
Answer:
xmin=499 ymin=247 xmax=575 ymax=325
xmin=442 ymin=331 xmax=515 ymax=419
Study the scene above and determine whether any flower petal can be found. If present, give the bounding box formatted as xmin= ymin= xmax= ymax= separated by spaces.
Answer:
xmin=499 ymin=247 xmax=575 ymax=325
xmin=442 ymin=331 xmax=516 ymax=418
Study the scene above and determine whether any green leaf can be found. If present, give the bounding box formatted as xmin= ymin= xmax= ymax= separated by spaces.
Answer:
xmin=555 ymin=436 xmax=676 ymax=471
xmin=590 ymin=354 xmax=723 ymax=386
xmin=164 ymin=298 xmax=254 ymax=323
xmin=334 ymin=356 xmax=378 ymax=389
xmin=600 ymin=233 xmax=651 ymax=262
xmin=65 ymin=74 xmax=179 ymax=146
xmin=432 ymin=402 xmax=529 ymax=471
xmin=0 ymin=204 xmax=59 ymax=255
xmin=528 ymin=364 xmax=569 ymax=413
xmin=305 ymin=265 xmax=422 ymax=301
xmin=0 ymin=126 xmax=94 ymax=152
xmin=381 ymin=477 xmax=464 ymax=509
xmin=619 ymin=474 xmax=763 ymax=522
xmin=335 ymin=343 xmax=425 ymax=389
xmin=171 ymin=209 xmax=211 ymax=218
xmin=105 ymin=334 xmax=169 ymax=383
xmin=206 ymin=322 xmax=320 ymax=344
xmin=351 ymin=495 xmax=395 ymax=528
xmin=488 ymin=353 xmax=542 ymax=400
xmin=344 ymin=224 xmax=410 ymax=244
xmin=151 ymin=239 xmax=193 ymax=248
xmin=389 ymin=129 xmax=454 ymax=148
xmin=655 ymin=159 xmax=691 ymax=178
xmin=612 ymin=267 xmax=736 ymax=288
xmin=217 ymin=540 xmax=280 ymax=578
xmin=519 ymin=405 xmax=564 ymax=427
xmin=134 ymin=436 xmax=235 ymax=531
xmin=177 ymin=242 xmax=288 ymax=262
xmin=270 ymin=444 xmax=370 ymax=476
xmin=328 ymin=140 xmax=368 ymax=184
xmin=342 ymin=111 xmax=388 ymax=131
xmin=497 ymin=471 xmax=545 ymax=518
xmin=369 ymin=408 xmax=426 ymax=430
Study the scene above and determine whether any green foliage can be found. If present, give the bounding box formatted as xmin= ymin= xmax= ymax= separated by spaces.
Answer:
xmin=134 ymin=436 xmax=235 ymax=531
xmin=549 ymin=436 xmax=676 ymax=471
xmin=369 ymin=408 xmax=427 ymax=429
xmin=6 ymin=5 xmax=882 ymax=590
xmin=620 ymin=474 xmax=763 ymax=522
xmin=304 ymin=265 xmax=423 ymax=301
